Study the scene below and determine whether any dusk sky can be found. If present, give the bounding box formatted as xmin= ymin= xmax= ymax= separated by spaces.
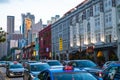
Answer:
xmin=0 ymin=0 xmax=84 ymax=31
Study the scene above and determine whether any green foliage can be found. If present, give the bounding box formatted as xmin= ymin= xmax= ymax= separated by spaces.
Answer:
xmin=0 ymin=27 xmax=6 ymax=43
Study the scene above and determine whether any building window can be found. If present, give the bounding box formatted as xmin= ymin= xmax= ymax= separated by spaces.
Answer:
xmin=95 ymin=17 xmax=100 ymax=30
xmin=87 ymin=22 xmax=90 ymax=32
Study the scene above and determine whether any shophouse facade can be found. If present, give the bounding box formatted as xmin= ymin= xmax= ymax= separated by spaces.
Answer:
xmin=51 ymin=0 xmax=118 ymax=63
xmin=39 ymin=25 xmax=51 ymax=59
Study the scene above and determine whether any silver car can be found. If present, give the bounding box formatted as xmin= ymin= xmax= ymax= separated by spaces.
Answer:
xmin=6 ymin=61 xmax=24 ymax=77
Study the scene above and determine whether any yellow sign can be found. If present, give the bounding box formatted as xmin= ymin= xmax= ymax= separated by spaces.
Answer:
xmin=59 ymin=38 xmax=63 ymax=51
xmin=25 ymin=18 xmax=32 ymax=31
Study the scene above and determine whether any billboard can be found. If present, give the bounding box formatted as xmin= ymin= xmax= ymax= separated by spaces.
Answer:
xmin=10 ymin=40 xmax=18 ymax=48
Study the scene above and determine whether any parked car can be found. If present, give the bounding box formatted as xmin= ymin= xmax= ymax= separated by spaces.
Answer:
xmin=102 ymin=61 xmax=120 ymax=80
xmin=6 ymin=61 xmax=24 ymax=77
xmin=23 ymin=62 xmax=50 ymax=80
xmin=67 ymin=60 xmax=102 ymax=78
xmin=37 ymin=66 xmax=103 ymax=80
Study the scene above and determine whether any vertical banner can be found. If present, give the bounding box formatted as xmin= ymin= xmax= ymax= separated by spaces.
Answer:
xmin=59 ymin=38 xmax=63 ymax=51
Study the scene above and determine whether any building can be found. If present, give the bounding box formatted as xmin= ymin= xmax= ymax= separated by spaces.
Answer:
xmin=116 ymin=0 xmax=120 ymax=60
xmin=21 ymin=13 xmax=35 ymax=60
xmin=51 ymin=0 xmax=118 ymax=63
xmin=7 ymin=16 xmax=15 ymax=34
xmin=39 ymin=25 xmax=51 ymax=59
xmin=21 ymin=12 xmax=35 ymax=44
xmin=32 ymin=19 xmax=43 ymax=42
xmin=6 ymin=16 xmax=15 ymax=59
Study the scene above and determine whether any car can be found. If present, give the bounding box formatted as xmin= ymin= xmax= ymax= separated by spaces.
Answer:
xmin=102 ymin=61 xmax=120 ymax=80
xmin=43 ymin=60 xmax=63 ymax=69
xmin=37 ymin=66 xmax=103 ymax=80
xmin=22 ymin=60 xmax=37 ymax=68
xmin=61 ymin=60 xmax=70 ymax=66
xmin=102 ymin=61 xmax=118 ymax=69
xmin=0 ymin=61 xmax=6 ymax=67
xmin=114 ymin=71 xmax=120 ymax=80
xmin=67 ymin=60 xmax=102 ymax=78
xmin=6 ymin=61 xmax=24 ymax=77
xmin=23 ymin=62 xmax=50 ymax=80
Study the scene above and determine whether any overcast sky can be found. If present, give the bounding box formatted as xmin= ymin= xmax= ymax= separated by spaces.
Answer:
xmin=0 ymin=0 xmax=84 ymax=31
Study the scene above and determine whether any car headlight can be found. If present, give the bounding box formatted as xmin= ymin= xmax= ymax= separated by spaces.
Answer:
xmin=31 ymin=74 xmax=37 ymax=79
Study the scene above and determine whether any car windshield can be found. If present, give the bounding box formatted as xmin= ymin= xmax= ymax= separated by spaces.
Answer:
xmin=31 ymin=64 xmax=50 ymax=72
xmin=9 ymin=64 xmax=23 ymax=69
xmin=77 ymin=61 xmax=97 ymax=67
xmin=47 ymin=61 xmax=61 ymax=66
xmin=53 ymin=72 xmax=97 ymax=80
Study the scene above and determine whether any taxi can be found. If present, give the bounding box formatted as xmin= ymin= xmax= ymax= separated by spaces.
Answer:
xmin=6 ymin=61 xmax=24 ymax=77
xmin=37 ymin=66 xmax=103 ymax=80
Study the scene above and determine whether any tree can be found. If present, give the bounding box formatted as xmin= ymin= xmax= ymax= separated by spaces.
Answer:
xmin=0 ymin=27 xmax=6 ymax=43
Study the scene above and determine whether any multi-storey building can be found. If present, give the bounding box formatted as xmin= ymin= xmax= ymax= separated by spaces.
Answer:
xmin=51 ymin=0 xmax=118 ymax=63
xmin=6 ymin=16 xmax=15 ymax=58
xmin=116 ymin=0 xmax=120 ymax=60
xmin=7 ymin=16 xmax=15 ymax=34
xmin=21 ymin=13 xmax=35 ymax=60
xmin=39 ymin=25 xmax=51 ymax=59
xmin=21 ymin=13 xmax=35 ymax=44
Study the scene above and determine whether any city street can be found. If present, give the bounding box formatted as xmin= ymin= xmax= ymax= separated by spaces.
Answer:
xmin=0 ymin=67 xmax=23 ymax=80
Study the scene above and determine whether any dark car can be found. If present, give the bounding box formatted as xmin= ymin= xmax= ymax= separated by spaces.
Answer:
xmin=37 ymin=66 xmax=103 ymax=80
xmin=23 ymin=62 xmax=50 ymax=80
xmin=102 ymin=61 xmax=120 ymax=80
xmin=68 ymin=60 xmax=102 ymax=78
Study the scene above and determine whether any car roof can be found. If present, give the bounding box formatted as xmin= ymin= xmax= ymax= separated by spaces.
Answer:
xmin=70 ymin=60 xmax=92 ymax=62
xmin=109 ymin=62 xmax=120 ymax=66
xmin=45 ymin=60 xmax=60 ymax=62
xmin=46 ymin=67 xmax=85 ymax=73
xmin=29 ymin=62 xmax=47 ymax=65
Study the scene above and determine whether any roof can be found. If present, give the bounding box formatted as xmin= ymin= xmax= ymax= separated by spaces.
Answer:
xmin=47 ymin=67 xmax=84 ymax=73
xmin=29 ymin=62 xmax=47 ymax=65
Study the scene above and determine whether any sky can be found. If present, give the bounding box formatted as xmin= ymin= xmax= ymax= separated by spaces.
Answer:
xmin=0 ymin=0 xmax=84 ymax=31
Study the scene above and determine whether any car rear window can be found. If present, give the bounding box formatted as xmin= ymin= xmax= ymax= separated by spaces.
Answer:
xmin=9 ymin=64 xmax=23 ymax=68
xmin=53 ymin=72 xmax=97 ymax=80
xmin=77 ymin=61 xmax=97 ymax=67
